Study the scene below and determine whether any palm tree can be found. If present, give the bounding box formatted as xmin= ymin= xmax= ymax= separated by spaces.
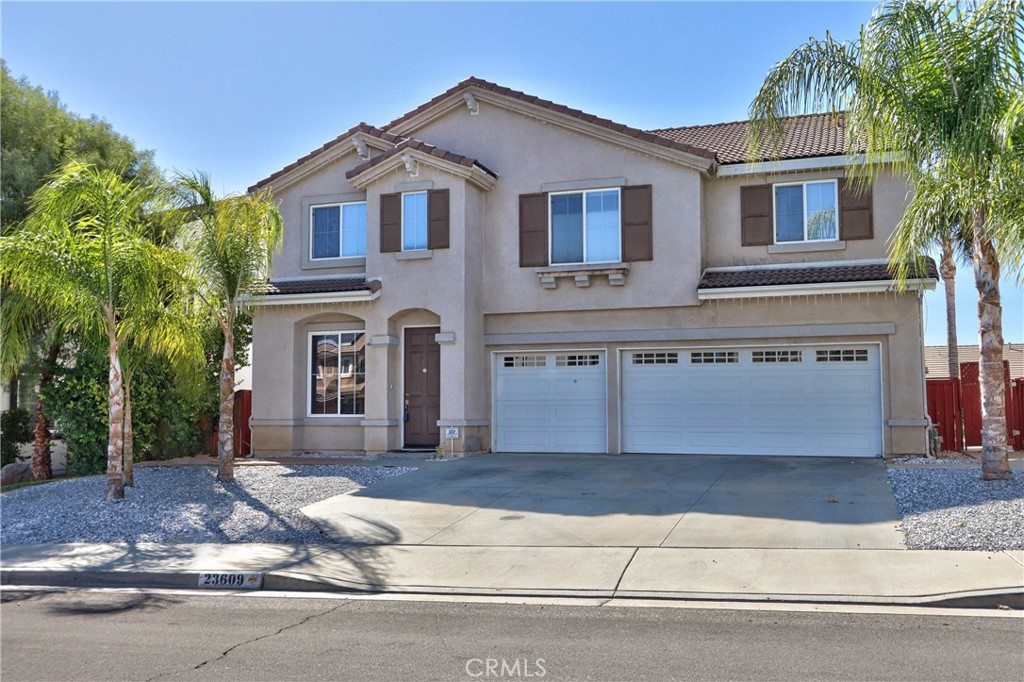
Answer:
xmin=174 ymin=173 xmax=283 ymax=482
xmin=0 ymin=162 xmax=198 ymax=499
xmin=0 ymin=290 xmax=62 ymax=479
xmin=750 ymin=0 xmax=1023 ymax=479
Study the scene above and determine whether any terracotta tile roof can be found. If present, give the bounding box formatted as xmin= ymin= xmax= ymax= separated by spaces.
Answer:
xmin=262 ymin=277 xmax=380 ymax=296
xmin=649 ymin=113 xmax=851 ymax=165
xmin=249 ymin=123 xmax=403 ymax=192
xmin=924 ymin=343 xmax=1024 ymax=378
xmin=346 ymin=138 xmax=498 ymax=181
xmin=381 ymin=77 xmax=718 ymax=162
xmin=698 ymin=259 xmax=938 ymax=289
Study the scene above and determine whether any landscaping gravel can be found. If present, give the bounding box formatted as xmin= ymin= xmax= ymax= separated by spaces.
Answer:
xmin=0 ymin=465 xmax=414 ymax=545
xmin=887 ymin=466 xmax=1024 ymax=551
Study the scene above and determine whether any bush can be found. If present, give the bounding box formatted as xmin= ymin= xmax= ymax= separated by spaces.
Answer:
xmin=0 ymin=407 xmax=33 ymax=466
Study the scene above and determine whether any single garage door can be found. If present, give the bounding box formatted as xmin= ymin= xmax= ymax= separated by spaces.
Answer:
xmin=622 ymin=345 xmax=882 ymax=457
xmin=495 ymin=352 xmax=607 ymax=453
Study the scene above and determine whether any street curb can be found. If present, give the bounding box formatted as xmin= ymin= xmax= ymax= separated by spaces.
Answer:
xmin=4 ymin=568 xmax=1021 ymax=610
xmin=11 ymin=568 xmax=1017 ymax=609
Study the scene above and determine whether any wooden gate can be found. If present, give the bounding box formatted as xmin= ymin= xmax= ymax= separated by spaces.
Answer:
xmin=926 ymin=378 xmax=962 ymax=451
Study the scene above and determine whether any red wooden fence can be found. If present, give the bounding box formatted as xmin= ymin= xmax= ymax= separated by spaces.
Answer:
xmin=1011 ymin=378 xmax=1024 ymax=451
xmin=960 ymin=361 xmax=1011 ymax=448
xmin=206 ymin=389 xmax=253 ymax=457
xmin=926 ymin=378 xmax=962 ymax=451
xmin=926 ymin=361 xmax=1022 ymax=452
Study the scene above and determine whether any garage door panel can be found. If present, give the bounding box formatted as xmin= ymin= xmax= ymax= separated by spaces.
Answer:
xmin=622 ymin=345 xmax=882 ymax=457
xmin=495 ymin=352 xmax=607 ymax=453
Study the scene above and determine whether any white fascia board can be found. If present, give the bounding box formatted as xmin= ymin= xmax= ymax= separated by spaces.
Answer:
xmin=697 ymin=278 xmax=936 ymax=300
xmin=705 ymin=258 xmax=888 ymax=273
xmin=269 ymin=273 xmax=368 ymax=282
xmin=247 ymin=289 xmax=381 ymax=307
xmin=715 ymin=153 xmax=898 ymax=177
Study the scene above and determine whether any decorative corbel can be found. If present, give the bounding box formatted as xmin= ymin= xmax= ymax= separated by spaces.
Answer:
xmin=400 ymin=153 xmax=419 ymax=177
xmin=463 ymin=91 xmax=479 ymax=115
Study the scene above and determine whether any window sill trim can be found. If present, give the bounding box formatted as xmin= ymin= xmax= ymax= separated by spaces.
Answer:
xmin=395 ymin=249 xmax=433 ymax=261
xmin=302 ymin=256 xmax=367 ymax=270
xmin=768 ymin=240 xmax=846 ymax=254
xmin=534 ymin=262 xmax=630 ymax=289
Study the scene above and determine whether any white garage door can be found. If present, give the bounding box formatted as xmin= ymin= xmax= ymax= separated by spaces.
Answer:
xmin=622 ymin=345 xmax=882 ymax=457
xmin=495 ymin=352 xmax=607 ymax=453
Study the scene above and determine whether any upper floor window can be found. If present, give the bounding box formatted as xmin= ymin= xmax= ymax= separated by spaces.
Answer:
xmin=774 ymin=180 xmax=838 ymax=243
xmin=402 ymin=192 xmax=429 ymax=251
xmin=311 ymin=202 xmax=366 ymax=259
xmin=550 ymin=188 xmax=621 ymax=264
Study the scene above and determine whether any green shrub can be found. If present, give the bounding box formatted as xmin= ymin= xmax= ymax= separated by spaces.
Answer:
xmin=0 ymin=407 xmax=33 ymax=466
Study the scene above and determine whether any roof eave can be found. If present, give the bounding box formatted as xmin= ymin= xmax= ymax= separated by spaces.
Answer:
xmin=347 ymin=148 xmax=498 ymax=191
xmin=387 ymin=84 xmax=716 ymax=174
xmin=697 ymin=278 xmax=936 ymax=300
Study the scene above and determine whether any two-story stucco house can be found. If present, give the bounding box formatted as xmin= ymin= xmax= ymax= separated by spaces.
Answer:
xmin=247 ymin=78 xmax=936 ymax=460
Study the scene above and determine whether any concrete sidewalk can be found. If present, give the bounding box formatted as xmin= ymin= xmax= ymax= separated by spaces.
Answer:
xmin=2 ymin=542 xmax=1021 ymax=608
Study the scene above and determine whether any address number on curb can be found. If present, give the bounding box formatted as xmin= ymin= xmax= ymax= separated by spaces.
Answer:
xmin=197 ymin=572 xmax=263 ymax=589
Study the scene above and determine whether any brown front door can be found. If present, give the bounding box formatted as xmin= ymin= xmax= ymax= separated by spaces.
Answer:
xmin=404 ymin=327 xmax=441 ymax=448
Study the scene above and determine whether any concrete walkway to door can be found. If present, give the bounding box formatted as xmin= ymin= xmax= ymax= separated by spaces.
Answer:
xmin=301 ymin=453 xmax=906 ymax=550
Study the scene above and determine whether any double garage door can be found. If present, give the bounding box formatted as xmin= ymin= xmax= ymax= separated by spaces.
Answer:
xmin=495 ymin=345 xmax=882 ymax=457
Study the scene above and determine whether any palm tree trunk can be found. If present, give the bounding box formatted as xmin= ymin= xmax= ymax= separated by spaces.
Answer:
xmin=216 ymin=321 xmax=235 ymax=483
xmin=123 ymin=378 xmax=134 ymax=486
xmin=105 ymin=340 xmax=126 ymax=501
xmin=939 ymin=238 xmax=960 ymax=379
xmin=30 ymin=342 xmax=59 ymax=480
xmin=972 ymin=213 xmax=1010 ymax=480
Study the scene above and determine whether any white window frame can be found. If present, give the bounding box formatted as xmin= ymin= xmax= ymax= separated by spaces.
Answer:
xmin=307 ymin=330 xmax=366 ymax=418
xmin=401 ymin=191 xmax=429 ymax=252
xmin=309 ymin=201 xmax=367 ymax=260
xmin=548 ymin=187 xmax=622 ymax=266
xmin=772 ymin=179 xmax=839 ymax=244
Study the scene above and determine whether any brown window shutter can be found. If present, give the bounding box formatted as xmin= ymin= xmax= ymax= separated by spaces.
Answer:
xmin=519 ymin=192 xmax=548 ymax=267
xmin=620 ymin=185 xmax=653 ymax=262
xmin=740 ymin=185 xmax=773 ymax=246
xmin=427 ymin=189 xmax=450 ymax=250
xmin=380 ymin=193 xmax=401 ymax=253
xmin=839 ymin=178 xmax=873 ymax=240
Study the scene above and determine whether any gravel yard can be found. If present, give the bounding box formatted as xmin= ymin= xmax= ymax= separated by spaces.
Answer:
xmin=887 ymin=465 xmax=1024 ymax=551
xmin=0 ymin=465 xmax=414 ymax=545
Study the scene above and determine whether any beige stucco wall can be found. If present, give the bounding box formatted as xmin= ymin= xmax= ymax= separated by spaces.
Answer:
xmin=405 ymin=101 xmax=705 ymax=313
xmin=250 ymin=95 xmax=928 ymax=458
xmin=483 ymin=292 xmax=928 ymax=456
xmin=703 ymin=167 xmax=912 ymax=268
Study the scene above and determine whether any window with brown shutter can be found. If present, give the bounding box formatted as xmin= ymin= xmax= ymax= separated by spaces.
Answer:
xmin=839 ymin=178 xmax=873 ymax=240
xmin=741 ymin=184 xmax=773 ymax=246
xmin=380 ymin=193 xmax=401 ymax=253
xmin=427 ymin=189 xmax=449 ymax=250
xmin=621 ymin=184 xmax=653 ymax=262
xmin=519 ymin=192 xmax=548 ymax=267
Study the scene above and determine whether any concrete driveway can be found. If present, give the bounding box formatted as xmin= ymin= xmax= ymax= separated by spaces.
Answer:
xmin=302 ymin=454 xmax=905 ymax=550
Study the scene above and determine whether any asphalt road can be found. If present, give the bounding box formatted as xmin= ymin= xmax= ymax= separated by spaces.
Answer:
xmin=1 ymin=591 xmax=1022 ymax=682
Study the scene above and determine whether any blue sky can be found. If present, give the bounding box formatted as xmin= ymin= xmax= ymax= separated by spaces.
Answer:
xmin=3 ymin=1 xmax=1020 ymax=344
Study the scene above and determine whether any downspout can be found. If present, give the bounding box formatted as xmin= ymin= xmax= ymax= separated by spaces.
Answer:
xmin=918 ymin=289 xmax=930 ymax=456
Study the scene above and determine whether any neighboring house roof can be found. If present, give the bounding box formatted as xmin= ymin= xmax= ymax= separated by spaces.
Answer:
xmin=649 ymin=113 xmax=849 ymax=165
xmin=249 ymin=123 xmax=403 ymax=192
xmin=381 ymin=76 xmax=718 ymax=162
xmin=698 ymin=260 xmax=938 ymax=289
xmin=262 ymin=277 xmax=380 ymax=296
xmin=345 ymin=138 xmax=498 ymax=181
xmin=924 ymin=343 xmax=1024 ymax=378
